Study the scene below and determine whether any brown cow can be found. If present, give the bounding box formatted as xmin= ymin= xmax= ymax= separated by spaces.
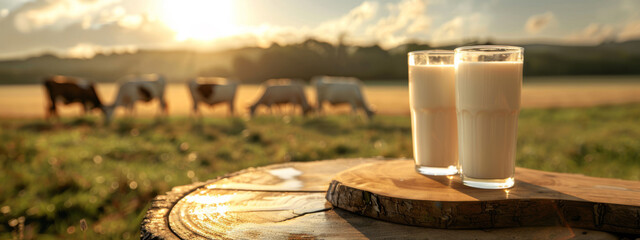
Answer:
xmin=43 ymin=75 xmax=104 ymax=118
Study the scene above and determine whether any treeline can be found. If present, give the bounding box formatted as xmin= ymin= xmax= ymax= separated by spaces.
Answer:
xmin=226 ymin=40 xmax=404 ymax=83
xmin=223 ymin=39 xmax=640 ymax=83
xmin=1 ymin=39 xmax=640 ymax=84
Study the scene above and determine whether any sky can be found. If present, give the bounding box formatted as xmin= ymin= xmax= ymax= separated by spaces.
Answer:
xmin=0 ymin=0 xmax=639 ymax=59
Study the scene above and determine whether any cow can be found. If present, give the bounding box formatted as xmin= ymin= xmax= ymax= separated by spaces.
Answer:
xmin=249 ymin=79 xmax=312 ymax=117
xmin=263 ymin=78 xmax=305 ymax=86
xmin=312 ymin=76 xmax=375 ymax=118
xmin=43 ymin=75 xmax=104 ymax=118
xmin=104 ymin=74 xmax=168 ymax=123
xmin=187 ymin=77 xmax=238 ymax=116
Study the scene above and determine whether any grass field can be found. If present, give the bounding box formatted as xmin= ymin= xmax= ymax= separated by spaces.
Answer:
xmin=1 ymin=103 xmax=640 ymax=239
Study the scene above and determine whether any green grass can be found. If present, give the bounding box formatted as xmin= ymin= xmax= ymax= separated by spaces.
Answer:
xmin=1 ymin=104 xmax=640 ymax=239
xmin=518 ymin=104 xmax=640 ymax=179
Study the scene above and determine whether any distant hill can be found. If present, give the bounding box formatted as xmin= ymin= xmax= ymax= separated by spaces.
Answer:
xmin=0 ymin=47 xmax=263 ymax=84
xmin=1 ymin=39 xmax=639 ymax=85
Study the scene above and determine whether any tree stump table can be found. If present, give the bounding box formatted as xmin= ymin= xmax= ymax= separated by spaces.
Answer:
xmin=141 ymin=158 xmax=640 ymax=239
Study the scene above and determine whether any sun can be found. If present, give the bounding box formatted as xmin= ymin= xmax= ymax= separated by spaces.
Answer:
xmin=162 ymin=0 xmax=237 ymax=41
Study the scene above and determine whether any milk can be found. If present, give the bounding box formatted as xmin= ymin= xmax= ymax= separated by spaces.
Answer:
xmin=456 ymin=61 xmax=522 ymax=180
xmin=409 ymin=65 xmax=458 ymax=174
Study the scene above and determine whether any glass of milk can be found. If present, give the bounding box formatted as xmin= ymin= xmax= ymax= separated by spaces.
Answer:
xmin=408 ymin=50 xmax=458 ymax=176
xmin=454 ymin=45 xmax=524 ymax=189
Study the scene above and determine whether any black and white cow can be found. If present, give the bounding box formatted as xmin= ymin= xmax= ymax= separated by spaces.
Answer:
xmin=187 ymin=77 xmax=238 ymax=116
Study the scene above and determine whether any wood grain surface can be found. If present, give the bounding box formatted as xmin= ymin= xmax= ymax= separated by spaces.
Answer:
xmin=141 ymin=158 xmax=625 ymax=239
xmin=326 ymin=159 xmax=640 ymax=235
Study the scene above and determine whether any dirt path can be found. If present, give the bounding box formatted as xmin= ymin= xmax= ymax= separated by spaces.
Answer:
xmin=2 ymin=82 xmax=640 ymax=118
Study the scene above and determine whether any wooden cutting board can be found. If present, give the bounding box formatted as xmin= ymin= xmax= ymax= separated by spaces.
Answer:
xmin=141 ymin=158 xmax=628 ymax=239
xmin=326 ymin=159 xmax=640 ymax=235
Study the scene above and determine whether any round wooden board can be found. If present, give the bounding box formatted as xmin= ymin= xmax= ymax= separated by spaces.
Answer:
xmin=326 ymin=159 xmax=640 ymax=235
xmin=141 ymin=158 xmax=625 ymax=239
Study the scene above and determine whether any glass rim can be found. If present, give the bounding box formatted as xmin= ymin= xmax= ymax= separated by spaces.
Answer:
xmin=454 ymin=45 xmax=523 ymax=54
xmin=408 ymin=49 xmax=454 ymax=56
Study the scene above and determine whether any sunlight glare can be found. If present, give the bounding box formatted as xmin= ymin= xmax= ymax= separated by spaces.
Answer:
xmin=162 ymin=0 xmax=236 ymax=41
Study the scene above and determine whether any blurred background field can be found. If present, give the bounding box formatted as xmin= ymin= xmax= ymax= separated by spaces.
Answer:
xmin=2 ymin=76 xmax=640 ymax=118
xmin=2 ymin=39 xmax=640 ymax=85
xmin=2 ymin=104 xmax=640 ymax=239
xmin=2 ymin=44 xmax=640 ymax=239
xmin=2 ymin=0 xmax=640 ymax=239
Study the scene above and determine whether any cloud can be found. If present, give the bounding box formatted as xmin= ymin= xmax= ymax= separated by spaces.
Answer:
xmin=564 ymin=21 xmax=640 ymax=45
xmin=97 ymin=6 xmax=126 ymax=26
xmin=406 ymin=15 xmax=431 ymax=34
xmin=65 ymin=43 xmax=107 ymax=59
xmin=0 ymin=0 xmax=176 ymax=59
xmin=317 ymin=1 xmax=378 ymax=34
xmin=525 ymin=12 xmax=555 ymax=34
xmin=117 ymin=14 xmax=143 ymax=29
xmin=220 ymin=0 xmax=435 ymax=50
xmin=366 ymin=0 xmax=431 ymax=47
xmin=431 ymin=17 xmax=463 ymax=43
xmin=0 ymin=10 xmax=175 ymax=59
xmin=64 ymin=43 xmax=137 ymax=58
xmin=236 ymin=1 xmax=380 ymax=48
xmin=565 ymin=23 xmax=615 ymax=44
xmin=246 ymin=0 xmax=431 ymax=49
xmin=618 ymin=20 xmax=640 ymax=42
xmin=13 ymin=0 xmax=120 ymax=33
xmin=0 ymin=0 xmax=434 ymax=58
xmin=430 ymin=13 xmax=489 ymax=45
xmin=0 ymin=8 xmax=8 ymax=18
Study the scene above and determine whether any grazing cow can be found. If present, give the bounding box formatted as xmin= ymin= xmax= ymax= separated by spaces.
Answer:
xmin=263 ymin=78 xmax=305 ymax=86
xmin=312 ymin=76 xmax=375 ymax=118
xmin=104 ymin=74 xmax=168 ymax=123
xmin=43 ymin=75 xmax=104 ymax=118
xmin=187 ymin=77 xmax=238 ymax=116
xmin=249 ymin=79 xmax=312 ymax=116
